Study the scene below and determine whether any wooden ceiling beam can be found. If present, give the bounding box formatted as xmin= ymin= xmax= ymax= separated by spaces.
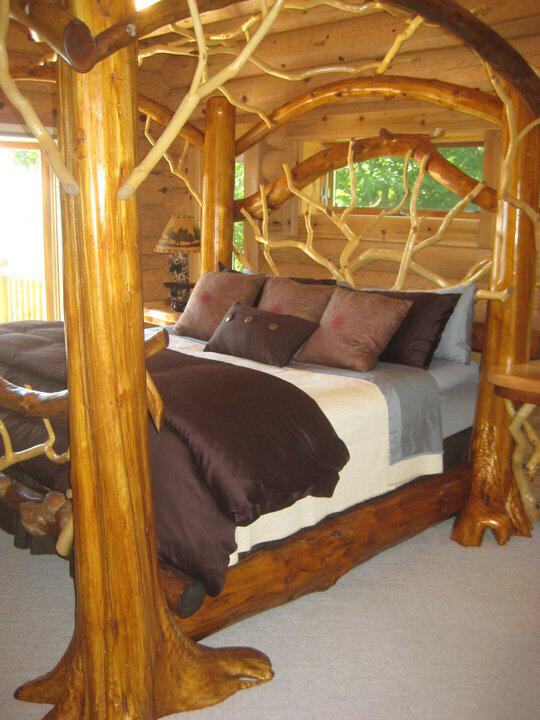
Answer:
xmin=9 ymin=0 xmax=95 ymax=72
xmin=381 ymin=0 xmax=540 ymax=116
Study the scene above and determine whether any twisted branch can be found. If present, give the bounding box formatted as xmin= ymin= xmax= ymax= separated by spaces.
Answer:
xmin=0 ymin=0 xmax=78 ymax=195
xmin=119 ymin=0 xmax=285 ymax=200
xmin=377 ymin=15 xmax=424 ymax=74
xmin=144 ymin=116 xmax=202 ymax=207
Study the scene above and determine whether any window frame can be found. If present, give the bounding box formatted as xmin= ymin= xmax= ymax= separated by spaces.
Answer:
xmin=0 ymin=137 xmax=63 ymax=320
xmin=322 ymin=140 xmax=485 ymax=220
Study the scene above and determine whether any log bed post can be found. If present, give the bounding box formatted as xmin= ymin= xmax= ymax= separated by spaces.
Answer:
xmin=453 ymin=87 xmax=539 ymax=547
xmin=14 ymin=1 xmax=271 ymax=718
xmin=201 ymin=96 xmax=236 ymax=272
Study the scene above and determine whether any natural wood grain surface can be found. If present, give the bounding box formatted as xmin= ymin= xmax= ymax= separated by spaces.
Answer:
xmin=9 ymin=0 xmax=95 ymax=73
xmin=453 ymin=88 xmax=539 ymax=548
xmin=144 ymin=305 xmax=181 ymax=327
xmin=235 ymin=76 xmax=503 ymax=156
xmin=0 ymin=377 xmax=67 ymax=419
xmin=0 ymin=463 xmax=471 ymax=637
xmin=165 ymin=465 xmax=471 ymax=640
xmin=235 ymin=132 xmax=497 ymax=221
xmin=201 ymin=96 xmax=236 ymax=272
xmin=488 ymin=362 xmax=540 ymax=405
xmin=14 ymin=1 xmax=271 ymax=718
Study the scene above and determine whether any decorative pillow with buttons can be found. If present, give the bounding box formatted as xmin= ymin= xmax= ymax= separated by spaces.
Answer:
xmin=204 ymin=301 xmax=319 ymax=367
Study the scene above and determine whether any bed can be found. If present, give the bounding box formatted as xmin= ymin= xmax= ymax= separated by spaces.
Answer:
xmin=0 ymin=1 xmax=537 ymax=717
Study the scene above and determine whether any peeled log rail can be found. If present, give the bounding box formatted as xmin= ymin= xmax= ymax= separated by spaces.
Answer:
xmin=234 ymin=132 xmax=498 ymax=221
xmin=9 ymin=0 xmax=95 ymax=73
xmin=170 ymin=465 xmax=471 ymax=640
xmin=235 ymin=76 xmax=504 ymax=156
xmin=0 ymin=376 xmax=68 ymax=419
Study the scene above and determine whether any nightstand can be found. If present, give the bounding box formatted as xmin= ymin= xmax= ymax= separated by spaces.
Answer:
xmin=487 ymin=361 xmax=540 ymax=523
xmin=143 ymin=305 xmax=181 ymax=328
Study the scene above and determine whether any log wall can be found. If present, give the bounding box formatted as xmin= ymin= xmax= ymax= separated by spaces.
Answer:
xmin=1 ymin=0 xmax=538 ymax=322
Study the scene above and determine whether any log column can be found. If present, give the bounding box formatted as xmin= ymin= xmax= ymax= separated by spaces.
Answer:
xmin=14 ymin=1 xmax=271 ymax=718
xmin=201 ymin=96 xmax=236 ymax=272
xmin=453 ymin=87 xmax=538 ymax=547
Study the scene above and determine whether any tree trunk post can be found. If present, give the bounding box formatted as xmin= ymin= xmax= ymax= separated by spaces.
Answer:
xmin=452 ymin=86 xmax=538 ymax=547
xmin=201 ymin=96 xmax=236 ymax=272
xmin=14 ymin=1 xmax=271 ymax=717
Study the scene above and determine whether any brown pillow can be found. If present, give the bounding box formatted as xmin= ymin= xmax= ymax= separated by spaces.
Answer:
xmin=367 ymin=289 xmax=460 ymax=368
xmin=296 ymin=288 xmax=412 ymax=372
xmin=257 ymin=276 xmax=334 ymax=322
xmin=175 ymin=271 xmax=265 ymax=341
xmin=205 ymin=302 xmax=319 ymax=367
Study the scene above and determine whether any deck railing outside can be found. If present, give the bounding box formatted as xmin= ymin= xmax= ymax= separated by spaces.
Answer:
xmin=0 ymin=265 xmax=45 ymax=322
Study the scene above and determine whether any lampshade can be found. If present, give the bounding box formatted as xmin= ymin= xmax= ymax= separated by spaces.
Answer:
xmin=154 ymin=216 xmax=201 ymax=254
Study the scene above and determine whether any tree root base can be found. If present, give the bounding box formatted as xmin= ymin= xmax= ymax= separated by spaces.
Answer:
xmin=451 ymin=495 xmax=531 ymax=546
xmin=15 ymin=615 xmax=273 ymax=719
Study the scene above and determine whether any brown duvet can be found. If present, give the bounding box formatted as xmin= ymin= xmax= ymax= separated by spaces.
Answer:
xmin=0 ymin=321 xmax=349 ymax=595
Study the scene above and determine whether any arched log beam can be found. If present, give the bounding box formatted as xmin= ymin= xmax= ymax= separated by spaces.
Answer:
xmin=9 ymin=0 xmax=95 ymax=73
xmin=381 ymin=0 xmax=540 ymax=117
xmin=7 ymin=66 xmax=206 ymax=150
xmin=235 ymin=76 xmax=504 ymax=156
xmin=234 ymin=131 xmax=498 ymax=221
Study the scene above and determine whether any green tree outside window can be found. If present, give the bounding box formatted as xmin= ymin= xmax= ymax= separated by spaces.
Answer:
xmin=233 ymin=161 xmax=245 ymax=271
xmin=333 ymin=146 xmax=484 ymax=212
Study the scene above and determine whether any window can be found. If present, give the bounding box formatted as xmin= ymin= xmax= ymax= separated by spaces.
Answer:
xmin=0 ymin=138 xmax=62 ymax=322
xmin=233 ymin=160 xmax=245 ymax=271
xmin=332 ymin=145 xmax=484 ymax=213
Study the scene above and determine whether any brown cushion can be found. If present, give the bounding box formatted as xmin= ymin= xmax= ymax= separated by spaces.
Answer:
xmin=296 ymin=288 xmax=412 ymax=372
xmin=368 ymin=289 xmax=460 ymax=368
xmin=205 ymin=302 xmax=319 ymax=367
xmin=175 ymin=271 xmax=265 ymax=341
xmin=257 ymin=276 xmax=334 ymax=322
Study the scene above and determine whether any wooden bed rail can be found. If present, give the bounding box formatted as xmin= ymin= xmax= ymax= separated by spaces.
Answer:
xmin=0 ymin=378 xmax=68 ymax=419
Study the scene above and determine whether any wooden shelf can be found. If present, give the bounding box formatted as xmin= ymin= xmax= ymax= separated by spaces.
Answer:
xmin=143 ymin=305 xmax=180 ymax=327
xmin=488 ymin=361 xmax=540 ymax=405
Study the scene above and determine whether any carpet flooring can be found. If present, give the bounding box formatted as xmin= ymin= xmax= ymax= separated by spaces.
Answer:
xmin=0 ymin=519 xmax=538 ymax=720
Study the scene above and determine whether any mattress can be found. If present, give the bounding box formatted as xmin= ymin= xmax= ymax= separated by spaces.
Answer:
xmin=165 ymin=334 xmax=478 ymax=566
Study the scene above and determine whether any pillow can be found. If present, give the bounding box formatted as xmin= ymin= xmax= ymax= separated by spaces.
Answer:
xmin=433 ymin=284 xmax=477 ymax=364
xmin=257 ymin=276 xmax=334 ymax=322
xmin=296 ymin=288 xmax=412 ymax=372
xmin=174 ymin=271 xmax=265 ymax=341
xmin=366 ymin=289 xmax=460 ymax=368
xmin=205 ymin=302 xmax=319 ymax=367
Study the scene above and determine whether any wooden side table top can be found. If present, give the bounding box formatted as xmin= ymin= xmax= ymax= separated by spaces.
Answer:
xmin=143 ymin=305 xmax=180 ymax=328
xmin=487 ymin=361 xmax=540 ymax=405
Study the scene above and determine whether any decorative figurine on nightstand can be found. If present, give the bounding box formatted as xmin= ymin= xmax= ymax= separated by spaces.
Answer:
xmin=154 ymin=215 xmax=201 ymax=311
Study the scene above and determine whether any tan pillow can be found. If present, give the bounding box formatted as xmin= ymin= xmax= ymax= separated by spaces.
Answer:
xmin=257 ymin=276 xmax=334 ymax=322
xmin=175 ymin=271 xmax=265 ymax=341
xmin=296 ymin=288 xmax=412 ymax=372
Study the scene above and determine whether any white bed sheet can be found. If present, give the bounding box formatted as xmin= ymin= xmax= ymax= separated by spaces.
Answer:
xmin=166 ymin=335 xmax=457 ymax=565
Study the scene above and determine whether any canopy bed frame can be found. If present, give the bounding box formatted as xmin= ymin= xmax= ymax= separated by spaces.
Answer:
xmin=0 ymin=0 xmax=538 ymax=717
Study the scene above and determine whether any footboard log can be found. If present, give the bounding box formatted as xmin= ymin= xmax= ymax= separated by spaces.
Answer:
xmin=1 ymin=465 xmax=470 ymax=632
xmin=170 ymin=465 xmax=471 ymax=640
